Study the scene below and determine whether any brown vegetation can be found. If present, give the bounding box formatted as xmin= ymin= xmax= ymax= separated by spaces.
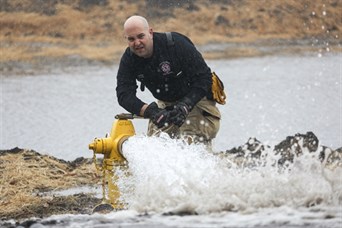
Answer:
xmin=0 ymin=148 xmax=101 ymax=220
xmin=0 ymin=0 xmax=341 ymax=70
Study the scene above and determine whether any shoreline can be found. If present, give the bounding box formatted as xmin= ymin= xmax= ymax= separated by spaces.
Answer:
xmin=1 ymin=39 xmax=341 ymax=76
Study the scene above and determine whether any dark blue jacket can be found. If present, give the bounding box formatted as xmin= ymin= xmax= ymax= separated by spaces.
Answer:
xmin=116 ymin=32 xmax=212 ymax=115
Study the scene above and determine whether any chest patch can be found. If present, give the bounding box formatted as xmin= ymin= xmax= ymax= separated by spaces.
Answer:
xmin=159 ymin=61 xmax=172 ymax=75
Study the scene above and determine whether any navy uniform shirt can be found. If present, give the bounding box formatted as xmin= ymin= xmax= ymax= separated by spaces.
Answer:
xmin=116 ymin=32 xmax=212 ymax=115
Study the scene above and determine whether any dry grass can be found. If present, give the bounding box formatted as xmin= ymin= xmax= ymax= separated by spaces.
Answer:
xmin=0 ymin=148 xmax=100 ymax=220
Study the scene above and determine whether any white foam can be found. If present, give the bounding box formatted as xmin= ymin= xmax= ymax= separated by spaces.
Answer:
xmin=117 ymin=135 xmax=341 ymax=215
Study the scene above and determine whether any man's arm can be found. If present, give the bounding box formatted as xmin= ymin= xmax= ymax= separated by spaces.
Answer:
xmin=173 ymin=32 xmax=212 ymax=108
xmin=166 ymin=33 xmax=212 ymax=126
xmin=116 ymin=53 xmax=146 ymax=115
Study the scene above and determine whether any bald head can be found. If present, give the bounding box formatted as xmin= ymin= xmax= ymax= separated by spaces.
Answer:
xmin=123 ymin=15 xmax=154 ymax=58
xmin=124 ymin=15 xmax=149 ymax=31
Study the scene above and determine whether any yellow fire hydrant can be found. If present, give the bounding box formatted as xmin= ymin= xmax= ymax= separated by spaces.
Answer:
xmin=88 ymin=114 xmax=136 ymax=212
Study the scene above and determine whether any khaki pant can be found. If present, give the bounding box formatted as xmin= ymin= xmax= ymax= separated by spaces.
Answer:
xmin=147 ymin=97 xmax=221 ymax=145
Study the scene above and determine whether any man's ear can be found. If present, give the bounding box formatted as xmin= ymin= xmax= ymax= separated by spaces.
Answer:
xmin=149 ymin=28 xmax=153 ymax=38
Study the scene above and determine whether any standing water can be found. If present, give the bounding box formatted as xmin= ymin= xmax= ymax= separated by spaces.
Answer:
xmin=1 ymin=53 xmax=341 ymax=160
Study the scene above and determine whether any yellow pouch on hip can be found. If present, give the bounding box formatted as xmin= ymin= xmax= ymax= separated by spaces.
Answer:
xmin=212 ymin=72 xmax=226 ymax=105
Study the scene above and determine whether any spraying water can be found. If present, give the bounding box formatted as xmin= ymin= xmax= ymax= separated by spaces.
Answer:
xmin=117 ymin=134 xmax=341 ymax=216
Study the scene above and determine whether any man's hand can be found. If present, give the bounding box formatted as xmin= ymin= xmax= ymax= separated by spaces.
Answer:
xmin=143 ymin=102 xmax=170 ymax=128
xmin=169 ymin=102 xmax=191 ymax=127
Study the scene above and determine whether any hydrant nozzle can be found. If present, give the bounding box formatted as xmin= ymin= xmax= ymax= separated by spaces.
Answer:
xmin=88 ymin=117 xmax=136 ymax=211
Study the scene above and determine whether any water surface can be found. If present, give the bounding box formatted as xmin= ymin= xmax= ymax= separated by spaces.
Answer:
xmin=1 ymin=53 xmax=340 ymax=160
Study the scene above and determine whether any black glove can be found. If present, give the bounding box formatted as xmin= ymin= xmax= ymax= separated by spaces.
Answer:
xmin=143 ymin=102 xmax=170 ymax=128
xmin=169 ymin=101 xmax=192 ymax=127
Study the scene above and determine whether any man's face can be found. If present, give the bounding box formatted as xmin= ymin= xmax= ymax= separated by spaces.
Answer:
xmin=124 ymin=24 xmax=153 ymax=58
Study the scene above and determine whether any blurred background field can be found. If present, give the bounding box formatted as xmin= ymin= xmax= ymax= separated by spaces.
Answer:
xmin=0 ymin=0 xmax=341 ymax=73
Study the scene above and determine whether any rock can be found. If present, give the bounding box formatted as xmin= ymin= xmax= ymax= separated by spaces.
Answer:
xmin=221 ymin=132 xmax=341 ymax=168
xmin=222 ymin=137 xmax=271 ymax=168
xmin=274 ymin=131 xmax=319 ymax=165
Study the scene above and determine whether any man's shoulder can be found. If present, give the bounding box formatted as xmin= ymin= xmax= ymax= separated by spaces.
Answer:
xmin=154 ymin=31 xmax=193 ymax=45
xmin=119 ymin=47 xmax=139 ymax=68
xmin=169 ymin=32 xmax=194 ymax=46
xmin=120 ymin=47 xmax=131 ymax=61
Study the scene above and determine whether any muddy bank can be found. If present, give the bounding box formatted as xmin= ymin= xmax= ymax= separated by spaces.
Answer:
xmin=1 ymin=38 xmax=341 ymax=76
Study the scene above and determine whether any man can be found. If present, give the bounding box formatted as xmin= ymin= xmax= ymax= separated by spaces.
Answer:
xmin=116 ymin=15 xmax=221 ymax=145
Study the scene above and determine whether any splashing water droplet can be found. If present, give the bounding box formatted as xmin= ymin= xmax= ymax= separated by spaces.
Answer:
xmin=117 ymin=135 xmax=341 ymax=214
